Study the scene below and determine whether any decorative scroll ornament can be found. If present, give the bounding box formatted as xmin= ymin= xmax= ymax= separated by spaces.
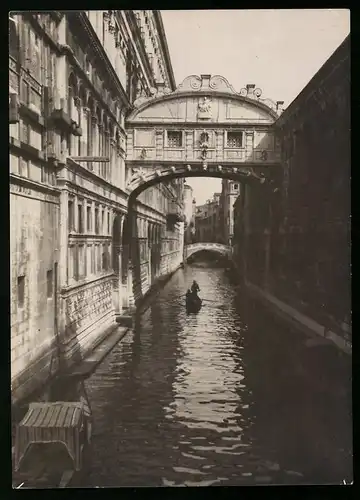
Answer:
xmin=197 ymin=97 xmax=212 ymax=120
xmin=209 ymin=75 xmax=236 ymax=93
xmin=175 ymin=75 xmax=202 ymax=92
xmin=129 ymin=74 xmax=284 ymax=121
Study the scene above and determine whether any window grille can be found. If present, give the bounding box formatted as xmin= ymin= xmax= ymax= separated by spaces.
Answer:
xmin=167 ymin=131 xmax=182 ymax=148
xmin=227 ymin=131 xmax=243 ymax=148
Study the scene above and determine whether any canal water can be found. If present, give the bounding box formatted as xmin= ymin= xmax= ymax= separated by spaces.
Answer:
xmin=71 ymin=263 xmax=352 ymax=487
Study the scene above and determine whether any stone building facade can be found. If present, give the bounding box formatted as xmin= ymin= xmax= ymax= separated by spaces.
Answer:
xmin=183 ymin=183 xmax=196 ymax=244
xmin=233 ymin=35 xmax=350 ymax=343
xmin=9 ymin=11 xmax=184 ymax=405
xmin=195 ymin=194 xmax=221 ymax=243
xmin=219 ymin=180 xmax=241 ymax=245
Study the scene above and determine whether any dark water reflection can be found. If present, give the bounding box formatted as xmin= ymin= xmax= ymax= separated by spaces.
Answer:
xmin=73 ymin=266 xmax=352 ymax=487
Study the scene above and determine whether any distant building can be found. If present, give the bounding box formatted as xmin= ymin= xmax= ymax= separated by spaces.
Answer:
xmin=183 ymin=184 xmax=196 ymax=244
xmin=219 ymin=180 xmax=241 ymax=245
xmin=195 ymin=193 xmax=221 ymax=243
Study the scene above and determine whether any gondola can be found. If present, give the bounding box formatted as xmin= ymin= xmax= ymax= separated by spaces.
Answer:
xmin=185 ymin=293 xmax=202 ymax=313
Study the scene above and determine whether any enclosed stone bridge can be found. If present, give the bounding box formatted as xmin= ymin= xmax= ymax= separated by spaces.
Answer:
xmin=120 ymin=74 xmax=284 ymax=310
xmin=125 ymin=73 xmax=283 ymax=200
xmin=184 ymin=242 xmax=232 ymax=261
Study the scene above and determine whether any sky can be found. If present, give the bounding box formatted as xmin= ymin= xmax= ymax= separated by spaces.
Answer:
xmin=161 ymin=9 xmax=350 ymax=205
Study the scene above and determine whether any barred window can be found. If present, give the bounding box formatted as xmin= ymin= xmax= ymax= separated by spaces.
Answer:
xmin=227 ymin=131 xmax=243 ymax=148
xmin=167 ymin=131 xmax=182 ymax=148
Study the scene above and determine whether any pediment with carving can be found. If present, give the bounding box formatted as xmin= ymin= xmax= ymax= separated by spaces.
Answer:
xmin=130 ymin=74 xmax=284 ymax=123
xmin=129 ymin=94 xmax=276 ymax=124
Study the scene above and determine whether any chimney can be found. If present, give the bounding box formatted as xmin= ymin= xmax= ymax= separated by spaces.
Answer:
xmin=276 ymin=100 xmax=284 ymax=113
xmin=246 ymin=84 xmax=255 ymax=96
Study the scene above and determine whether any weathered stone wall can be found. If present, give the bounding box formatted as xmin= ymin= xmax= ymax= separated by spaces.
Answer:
xmin=272 ymin=36 xmax=350 ymax=333
xmin=10 ymin=184 xmax=60 ymax=404
xmin=132 ymin=223 xmax=183 ymax=304
xmin=60 ymin=276 xmax=115 ymax=365
xmin=234 ymin=36 xmax=351 ymax=346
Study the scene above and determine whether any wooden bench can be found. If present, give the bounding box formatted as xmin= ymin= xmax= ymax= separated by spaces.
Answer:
xmin=14 ymin=402 xmax=86 ymax=473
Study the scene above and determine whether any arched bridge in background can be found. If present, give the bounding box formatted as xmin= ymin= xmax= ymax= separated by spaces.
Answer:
xmin=184 ymin=242 xmax=232 ymax=261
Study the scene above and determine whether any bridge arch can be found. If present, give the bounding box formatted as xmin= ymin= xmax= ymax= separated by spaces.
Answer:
xmin=127 ymin=164 xmax=269 ymax=202
xmin=184 ymin=242 xmax=232 ymax=261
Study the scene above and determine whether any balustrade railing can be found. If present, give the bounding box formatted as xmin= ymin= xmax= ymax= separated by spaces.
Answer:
xmin=128 ymin=135 xmax=281 ymax=164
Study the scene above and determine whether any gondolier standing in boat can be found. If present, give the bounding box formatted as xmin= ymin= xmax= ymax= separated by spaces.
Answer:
xmin=191 ymin=280 xmax=200 ymax=296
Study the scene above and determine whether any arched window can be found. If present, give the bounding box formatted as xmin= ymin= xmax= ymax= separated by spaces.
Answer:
xmin=68 ymin=73 xmax=79 ymax=156
xmin=115 ymin=129 xmax=120 ymax=154
xmin=9 ymin=17 xmax=19 ymax=60
xmin=79 ymin=86 xmax=88 ymax=157
xmin=87 ymin=97 xmax=95 ymax=158
xmin=104 ymin=118 xmax=110 ymax=178
xmin=96 ymin=107 xmax=102 ymax=156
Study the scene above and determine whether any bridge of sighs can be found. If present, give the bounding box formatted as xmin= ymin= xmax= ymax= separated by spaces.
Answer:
xmin=121 ymin=74 xmax=285 ymax=308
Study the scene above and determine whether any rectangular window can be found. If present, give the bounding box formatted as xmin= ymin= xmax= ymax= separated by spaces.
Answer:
xmin=68 ymin=200 xmax=74 ymax=232
xmin=87 ymin=206 xmax=92 ymax=232
xmin=78 ymin=245 xmax=85 ymax=277
xmin=97 ymin=245 xmax=101 ymax=272
xmin=21 ymin=120 xmax=29 ymax=143
xmin=167 ymin=131 xmax=182 ymax=148
xmin=17 ymin=275 xmax=25 ymax=308
xmin=101 ymin=209 xmax=105 ymax=234
xmin=78 ymin=204 xmax=83 ymax=233
xmin=107 ymin=212 xmax=110 ymax=234
xmin=69 ymin=246 xmax=74 ymax=280
xmin=74 ymin=246 xmax=79 ymax=280
xmin=227 ymin=131 xmax=243 ymax=148
xmin=91 ymin=245 xmax=95 ymax=274
xmin=102 ymin=244 xmax=108 ymax=271
xmin=86 ymin=245 xmax=92 ymax=276
xmin=95 ymin=207 xmax=99 ymax=234
xmin=46 ymin=269 xmax=53 ymax=298
xmin=20 ymin=158 xmax=29 ymax=178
